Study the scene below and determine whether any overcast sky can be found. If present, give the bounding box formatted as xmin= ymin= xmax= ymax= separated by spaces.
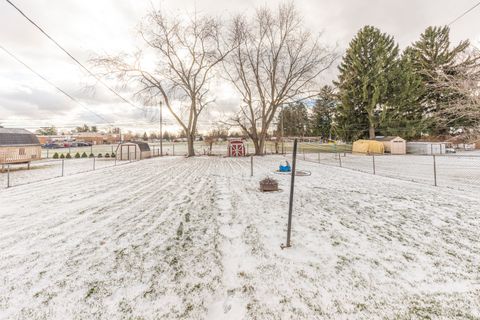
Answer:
xmin=1 ymin=0 xmax=479 ymax=133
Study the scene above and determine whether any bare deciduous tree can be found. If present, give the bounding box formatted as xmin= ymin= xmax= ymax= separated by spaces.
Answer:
xmin=203 ymin=123 xmax=230 ymax=154
xmin=223 ymin=3 xmax=336 ymax=155
xmin=429 ymin=49 xmax=480 ymax=131
xmin=92 ymin=10 xmax=230 ymax=156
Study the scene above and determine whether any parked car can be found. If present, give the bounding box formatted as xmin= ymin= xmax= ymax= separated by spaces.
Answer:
xmin=43 ymin=143 xmax=63 ymax=149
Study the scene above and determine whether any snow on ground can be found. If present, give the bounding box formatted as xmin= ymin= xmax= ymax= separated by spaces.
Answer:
xmin=0 ymin=156 xmax=479 ymax=319
xmin=0 ymin=158 xmax=123 ymax=188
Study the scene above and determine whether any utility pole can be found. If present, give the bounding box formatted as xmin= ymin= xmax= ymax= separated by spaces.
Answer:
xmin=159 ymin=101 xmax=163 ymax=156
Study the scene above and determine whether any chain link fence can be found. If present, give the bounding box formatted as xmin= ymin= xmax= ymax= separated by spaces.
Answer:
xmin=295 ymin=143 xmax=480 ymax=190
xmin=0 ymin=152 xmax=142 ymax=189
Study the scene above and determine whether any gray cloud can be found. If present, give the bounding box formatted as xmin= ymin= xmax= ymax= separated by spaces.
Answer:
xmin=1 ymin=0 xmax=479 ymax=132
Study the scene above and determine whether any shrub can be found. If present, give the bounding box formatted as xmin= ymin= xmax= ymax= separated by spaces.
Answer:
xmin=97 ymin=153 xmax=103 ymax=158
xmin=105 ymin=153 xmax=110 ymax=158
xmin=75 ymin=152 xmax=81 ymax=158
xmin=59 ymin=154 xmax=65 ymax=159
xmin=81 ymin=152 xmax=88 ymax=158
xmin=111 ymin=152 xmax=115 ymax=158
xmin=53 ymin=152 xmax=59 ymax=159
xmin=89 ymin=153 xmax=94 ymax=158
xmin=66 ymin=153 xmax=72 ymax=159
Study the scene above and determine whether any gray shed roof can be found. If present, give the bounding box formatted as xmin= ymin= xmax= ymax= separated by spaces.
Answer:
xmin=133 ymin=141 xmax=151 ymax=152
xmin=119 ymin=141 xmax=151 ymax=152
xmin=376 ymin=136 xmax=405 ymax=142
xmin=0 ymin=128 xmax=40 ymax=146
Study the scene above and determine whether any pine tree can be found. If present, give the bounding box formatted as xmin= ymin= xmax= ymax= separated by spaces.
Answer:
xmin=380 ymin=50 xmax=426 ymax=139
xmin=409 ymin=26 xmax=478 ymax=134
xmin=277 ymin=103 xmax=310 ymax=137
xmin=310 ymin=85 xmax=337 ymax=140
xmin=336 ymin=26 xmax=399 ymax=140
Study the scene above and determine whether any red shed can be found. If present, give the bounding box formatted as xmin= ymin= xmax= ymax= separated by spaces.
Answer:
xmin=227 ymin=139 xmax=246 ymax=157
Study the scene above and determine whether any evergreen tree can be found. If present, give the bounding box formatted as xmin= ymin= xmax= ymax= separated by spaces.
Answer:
xmin=336 ymin=26 xmax=399 ymax=140
xmin=277 ymin=103 xmax=310 ymax=137
xmin=409 ymin=26 xmax=478 ymax=134
xmin=380 ymin=50 xmax=426 ymax=139
xmin=142 ymin=132 xmax=148 ymax=141
xmin=310 ymin=85 xmax=337 ymax=140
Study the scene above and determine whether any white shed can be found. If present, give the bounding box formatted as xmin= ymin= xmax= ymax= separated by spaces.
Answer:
xmin=406 ymin=142 xmax=446 ymax=155
xmin=376 ymin=136 xmax=406 ymax=155
xmin=116 ymin=141 xmax=151 ymax=160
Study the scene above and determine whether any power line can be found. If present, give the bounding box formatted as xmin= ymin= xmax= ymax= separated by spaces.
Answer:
xmin=0 ymin=44 xmax=114 ymax=126
xmin=4 ymin=0 xmax=144 ymax=112
xmin=447 ymin=0 xmax=480 ymax=26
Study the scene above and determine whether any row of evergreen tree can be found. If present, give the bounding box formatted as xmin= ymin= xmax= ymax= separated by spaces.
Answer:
xmin=278 ymin=25 xmax=480 ymax=142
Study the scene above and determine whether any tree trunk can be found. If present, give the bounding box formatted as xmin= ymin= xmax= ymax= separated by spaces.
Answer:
xmin=369 ymin=126 xmax=376 ymax=140
xmin=252 ymin=137 xmax=262 ymax=155
xmin=187 ymin=134 xmax=195 ymax=157
xmin=258 ymin=137 xmax=265 ymax=155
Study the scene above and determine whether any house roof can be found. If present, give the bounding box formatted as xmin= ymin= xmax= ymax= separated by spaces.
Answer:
xmin=376 ymin=136 xmax=405 ymax=142
xmin=0 ymin=128 xmax=40 ymax=146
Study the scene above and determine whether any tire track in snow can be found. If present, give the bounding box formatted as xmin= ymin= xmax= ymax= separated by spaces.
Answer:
xmin=207 ymin=158 xmax=249 ymax=319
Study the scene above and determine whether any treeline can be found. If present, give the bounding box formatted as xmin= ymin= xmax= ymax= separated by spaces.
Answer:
xmin=280 ymin=25 xmax=480 ymax=142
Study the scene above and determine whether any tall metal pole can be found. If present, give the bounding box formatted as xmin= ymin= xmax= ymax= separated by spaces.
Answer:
xmin=433 ymin=155 xmax=437 ymax=186
xmin=281 ymin=104 xmax=285 ymax=154
xmin=372 ymin=153 xmax=376 ymax=175
xmin=250 ymin=155 xmax=253 ymax=177
xmin=7 ymin=164 xmax=10 ymax=188
xmin=284 ymin=138 xmax=298 ymax=248
xmin=159 ymin=101 xmax=163 ymax=156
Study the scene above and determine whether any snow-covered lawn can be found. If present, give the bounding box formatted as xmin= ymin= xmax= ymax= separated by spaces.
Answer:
xmin=0 ymin=156 xmax=479 ymax=319
xmin=0 ymin=158 xmax=123 ymax=188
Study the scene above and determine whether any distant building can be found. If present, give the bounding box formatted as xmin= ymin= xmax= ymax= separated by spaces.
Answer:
xmin=103 ymin=134 xmax=121 ymax=144
xmin=73 ymin=132 xmax=104 ymax=145
xmin=375 ymin=136 xmax=406 ymax=155
xmin=407 ymin=142 xmax=446 ymax=155
xmin=0 ymin=128 xmax=41 ymax=166
xmin=36 ymin=135 xmax=72 ymax=145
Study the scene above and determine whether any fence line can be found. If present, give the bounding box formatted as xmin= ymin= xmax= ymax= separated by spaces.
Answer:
xmin=297 ymin=149 xmax=480 ymax=191
xmin=1 ymin=152 xmax=145 ymax=189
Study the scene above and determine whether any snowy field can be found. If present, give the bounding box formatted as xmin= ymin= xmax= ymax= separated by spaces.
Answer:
xmin=0 ymin=158 xmax=125 ymax=188
xmin=0 ymin=156 xmax=479 ymax=319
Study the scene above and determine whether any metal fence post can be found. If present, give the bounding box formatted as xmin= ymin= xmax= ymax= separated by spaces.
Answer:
xmin=46 ymin=149 xmax=49 ymax=159
xmin=372 ymin=153 xmax=376 ymax=175
xmin=7 ymin=164 xmax=10 ymax=188
xmin=250 ymin=155 xmax=253 ymax=177
xmin=433 ymin=155 xmax=437 ymax=186
xmin=93 ymin=157 xmax=96 ymax=170
xmin=114 ymin=154 xmax=117 ymax=166
xmin=339 ymin=152 xmax=342 ymax=167
xmin=61 ymin=159 xmax=64 ymax=177
xmin=283 ymin=138 xmax=298 ymax=249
